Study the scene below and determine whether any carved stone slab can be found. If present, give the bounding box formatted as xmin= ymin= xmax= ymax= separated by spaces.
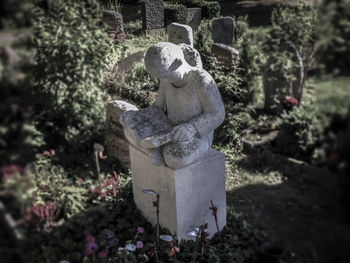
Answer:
xmin=168 ymin=22 xmax=193 ymax=47
xmin=212 ymin=16 xmax=235 ymax=45
xmin=142 ymin=0 xmax=165 ymax=30
xmin=211 ymin=43 xmax=239 ymax=67
xmin=187 ymin=8 xmax=202 ymax=30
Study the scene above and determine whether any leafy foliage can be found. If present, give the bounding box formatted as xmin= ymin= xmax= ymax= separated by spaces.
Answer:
xmin=262 ymin=1 xmax=316 ymax=111
xmin=167 ymin=0 xmax=220 ymax=19
xmin=275 ymin=98 xmax=321 ymax=160
xmin=164 ymin=3 xmax=188 ymax=27
xmin=0 ymin=0 xmax=34 ymax=29
xmin=32 ymin=0 xmax=116 ymax=149
xmin=108 ymin=62 xmax=158 ymax=108
xmin=316 ymin=0 xmax=350 ymax=74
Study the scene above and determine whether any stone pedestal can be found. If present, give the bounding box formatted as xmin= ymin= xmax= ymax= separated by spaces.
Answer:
xmin=130 ymin=145 xmax=226 ymax=241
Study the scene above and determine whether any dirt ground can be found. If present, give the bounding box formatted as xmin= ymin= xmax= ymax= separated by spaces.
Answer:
xmin=226 ymin=151 xmax=350 ymax=263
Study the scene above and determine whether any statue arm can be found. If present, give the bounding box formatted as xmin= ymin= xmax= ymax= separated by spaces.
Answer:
xmin=190 ymin=72 xmax=225 ymax=137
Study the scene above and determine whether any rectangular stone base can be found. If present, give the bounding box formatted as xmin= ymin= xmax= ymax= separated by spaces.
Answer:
xmin=130 ymin=145 xmax=226 ymax=241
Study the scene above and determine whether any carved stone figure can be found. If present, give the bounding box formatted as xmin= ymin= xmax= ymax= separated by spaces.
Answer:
xmin=120 ymin=42 xmax=225 ymax=169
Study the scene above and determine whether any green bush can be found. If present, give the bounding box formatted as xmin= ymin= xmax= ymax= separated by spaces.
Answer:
xmin=167 ymin=0 xmax=220 ymax=19
xmin=275 ymin=100 xmax=321 ymax=160
xmin=164 ymin=3 xmax=188 ymax=26
xmin=0 ymin=0 xmax=34 ymax=29
xmin=235 ymin=16 xmax=267 ymax=104
xmin=32 ymin=0 xmax=116 ymax=149
xmin=194 ymin=19 xmax=213 ymax=59
xmin=262 ymin=1 xmax=316 ymax=112
xmin=109 ymin=63 xmax=158 ymax=108
xmin=316 ymin=0 xmax=350 ymax=74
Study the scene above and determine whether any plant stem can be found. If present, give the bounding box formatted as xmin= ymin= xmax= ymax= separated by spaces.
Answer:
xmin=154 ymin=241 xmax=160 ymax=263
xmin=94 ymin=151 xmax=100 ymax=180
xmin=210 ymin=199 xmax=220 ymax=232
xmin=156 ymin=193 xmax=160 ymax=251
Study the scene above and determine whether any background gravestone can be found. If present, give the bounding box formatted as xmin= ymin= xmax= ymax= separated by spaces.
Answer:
xmin=211 ymin=43 xmax=239 ymax=67
xmin=186 ymin=8 xmax=201 ymax=30
xmin=142 ymin=0 xmax=165 ymax=34
xmin=212 ymin=16 xmax=235 ymax=45
xmin=168 ymin=22 xmax=193 ymax=47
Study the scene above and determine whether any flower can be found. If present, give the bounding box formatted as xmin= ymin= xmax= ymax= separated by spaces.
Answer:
xmin=281 ymin=96 xmax=299 ymax=107
xmin=137 ymin=226 xmax=144 ymax=234
xmin=136 ymin=241 xmax=144 ymax=249
xmin=0 ymin=164 xmax=22 ymax=180
xmin=85 ymin=242 xmax=99 ymax=255
xmin=98 ymin=249 xmax=108 ymax=259
xmin=125 ymin=243 xmax=137 ymax=252
xmin=86 ymin=234 xmax=95 ymax=244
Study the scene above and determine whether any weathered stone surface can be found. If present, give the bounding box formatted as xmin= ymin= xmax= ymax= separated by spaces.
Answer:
xmin=105 ymin=100 xmax=138 ymax=168
xmin=123 ymin=42 xmax=226 ymax=169
xmin=168 ymin=22 xmax=193 ymax=47
xmin=186 ymin=8 xmax=202 ymax=30
xmin=103 ymin=11 xmax=126 ymax=42
xmin=211 ymin=43 xmax=239 ymax=67
xmin=142 ymin=0 xmax=164 ymax=30
xmin=179 ymin=44 xmax=203 ymax=68
xmin=212 ymin=16 xmax=235 ymax=45
xmin=131 ymin=146 xmax=226 ymax=241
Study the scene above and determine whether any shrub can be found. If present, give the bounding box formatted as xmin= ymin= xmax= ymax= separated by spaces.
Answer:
xmin=316 ymin=0 xmax=350 ymax=74
xmin=0 ymin=0 xmax=34 ymax=29
xmin=275 ymin=99 xmax=321 ymax=160
xmin=262 ymin=1 xmax=316 ymax=112
xmin=32 ymin=0 xmax=116 ymax=150
xmin=167 ymin=0 xmax=220 ymax=19
xmin=194 ymin=19 xmax=213 ymax=59
xmin=109 ymin=63 xmax=158 ymax=108
xmin=164 ymin=3 xmax=188 ymax=27
xmin=235 ymin=16 xmax=267 ymax=104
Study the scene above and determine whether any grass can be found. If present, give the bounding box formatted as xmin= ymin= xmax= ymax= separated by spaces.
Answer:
xmin=121 ymin=20 xmax=167 ymax=57
xmin=313 ymin=76 xmax=350 ymax=117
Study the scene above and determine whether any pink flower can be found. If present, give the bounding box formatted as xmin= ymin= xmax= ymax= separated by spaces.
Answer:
xmin=42 ymin=151 xmax=51 ymax=156
xmin=0 ymin=164 xmax=22 ymax=180
xmin=77 ymin=178 xmax=84 ymax=184
xmin=85 ymin=242 xmax=98 ymax=256
xmin=86 ymin=234 xmax=95 ymax=244
xmin=98 ymin=249 xmax=109 ymax=259
xmin=137 ymin=226 xmax=144 ymax=234
xmin=282 ymin=96 xmax=299 ymax=106
xmin=136 ymin=241 xmax=144 ymax=249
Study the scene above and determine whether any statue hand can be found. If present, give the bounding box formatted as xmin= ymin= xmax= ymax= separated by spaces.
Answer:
xmin=171 ymin=123 xmax=197 ymax=142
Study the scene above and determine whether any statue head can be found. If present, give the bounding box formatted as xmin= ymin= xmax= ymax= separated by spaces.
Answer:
xmin=145 ymin=42 xmax=191 ymax=83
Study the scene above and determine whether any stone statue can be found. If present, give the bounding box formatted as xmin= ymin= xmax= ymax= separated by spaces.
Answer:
xmin=120 ymin=42 xmax=225 ymax=169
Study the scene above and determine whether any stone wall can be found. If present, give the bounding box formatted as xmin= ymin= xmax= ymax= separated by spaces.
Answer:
xmin=105 ymin=100 xmax=138 ymax=168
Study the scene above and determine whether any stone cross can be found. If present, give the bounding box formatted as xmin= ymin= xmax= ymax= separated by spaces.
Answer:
xmin=119 ymin=42 xmax=227 ymax=241
xmin=142 ymin=0 xmax=165 ymax=34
